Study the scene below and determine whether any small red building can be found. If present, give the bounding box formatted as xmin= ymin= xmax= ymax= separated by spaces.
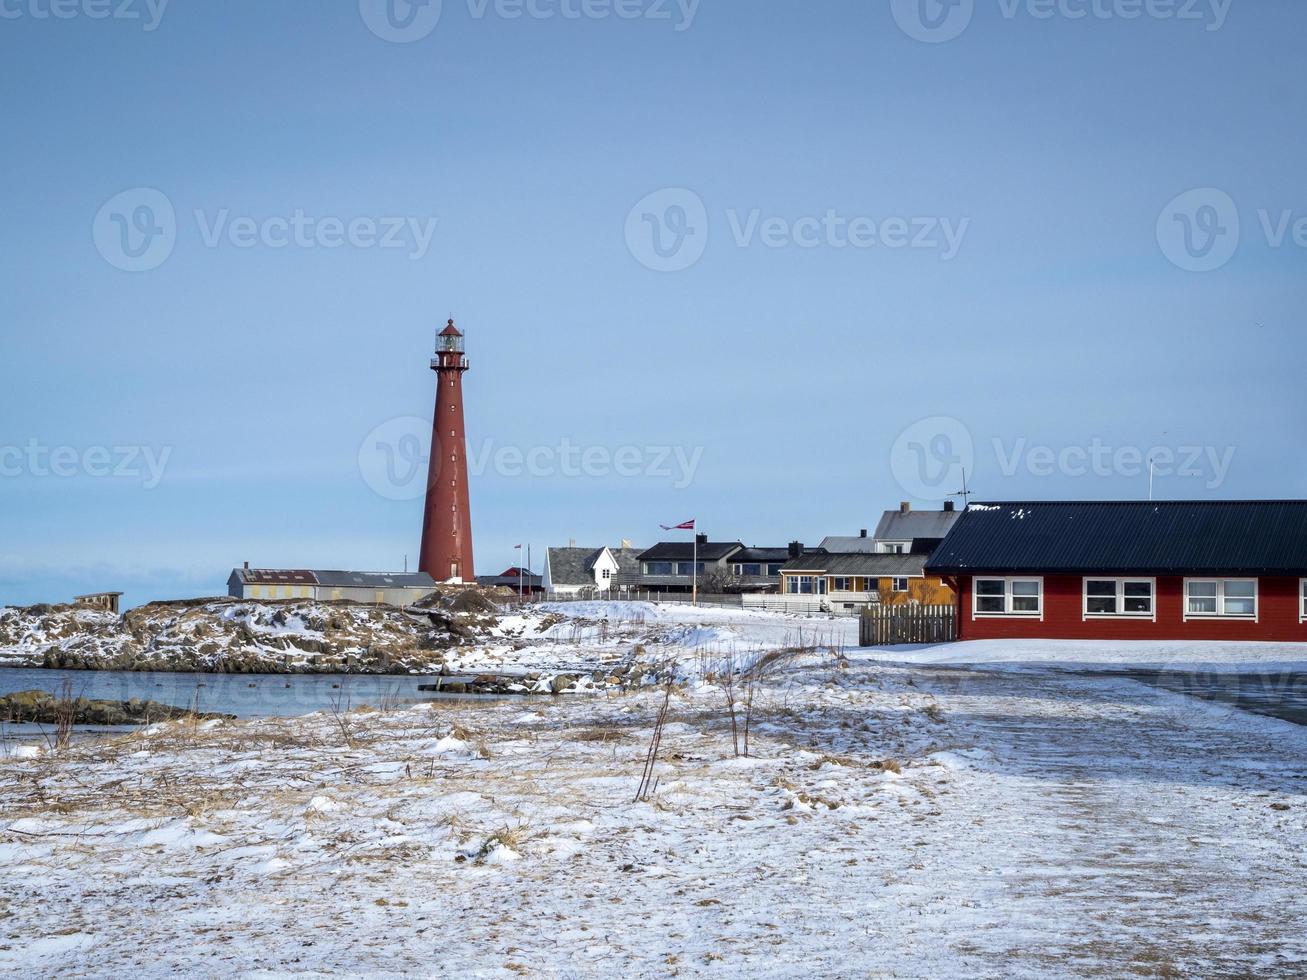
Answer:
xmin=925 ymin=501 xmax=1307 ymax=642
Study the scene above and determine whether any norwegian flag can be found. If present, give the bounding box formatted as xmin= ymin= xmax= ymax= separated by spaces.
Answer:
xmin=660 ymin=519 xmax=696 ymax=531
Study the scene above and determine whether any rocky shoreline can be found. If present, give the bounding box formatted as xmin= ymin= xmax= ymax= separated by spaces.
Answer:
xmin=418 ymin=661 xmax=660 ymax=696
xmin=0 ymin=595 xmax=500 ymax=675
xmin=0 ymin=689 xmax=234 ymax=727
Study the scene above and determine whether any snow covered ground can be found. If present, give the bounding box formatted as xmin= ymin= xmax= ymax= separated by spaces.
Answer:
xmin=857 ymin=637 xmax=1307 ymax=675
xmin=2 ymin=603 xmax=1305 ymax=976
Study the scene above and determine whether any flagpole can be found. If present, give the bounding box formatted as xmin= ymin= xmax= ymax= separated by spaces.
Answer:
xmin=692 ymin=530 xmax=698 ymax=607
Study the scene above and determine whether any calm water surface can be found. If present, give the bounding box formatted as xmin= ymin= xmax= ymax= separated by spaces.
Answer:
xmin=0 ymin=667 xmax=491 ymax=719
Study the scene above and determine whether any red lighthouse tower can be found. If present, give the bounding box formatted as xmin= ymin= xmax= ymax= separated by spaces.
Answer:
xmin=418 ymin=319 xmax=475 ymax=583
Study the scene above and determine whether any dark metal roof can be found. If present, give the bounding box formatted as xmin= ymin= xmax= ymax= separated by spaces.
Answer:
xmin=638 ymin=541 xmax=743 ymax=562
xmin=477 ymin=573 xmax=543 ymax=588
xmin=925 ymin=501 xmax=1307 ymax=576
xmin=732 ymin=547 xmax=790 ymax=563
xmin=781 ymin=553 xmax=929 ymax=576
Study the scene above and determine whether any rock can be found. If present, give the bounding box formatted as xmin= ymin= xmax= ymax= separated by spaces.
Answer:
xmin=0 ymin=690 xmax=232 ymax=726
xmin=550 ymin=674 xmax=577 ymax=695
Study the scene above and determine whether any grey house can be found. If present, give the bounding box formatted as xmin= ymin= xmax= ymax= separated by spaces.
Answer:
xmin=727 ymin=547 xmax=790 ymax=591
xmin=819 ymin=502 xmax=961 ymax=555
xmin=227 ymin=567 xmax=438 ymax=606
xmin=632 ymin=537 xmax=744 ymax=593
xmin=626 ymin=536 xmax=792 ymax=593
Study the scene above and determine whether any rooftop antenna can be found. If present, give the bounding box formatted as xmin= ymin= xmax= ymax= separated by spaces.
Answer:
xmin=949 ymin=468 xmax=974 ymax=508
xmin=1148 ymin=456 xmax=1155 ymax=502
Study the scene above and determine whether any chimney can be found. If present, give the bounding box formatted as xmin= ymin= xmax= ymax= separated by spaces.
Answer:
xmin=944 ymin=500 xmax=955 ymax=512
xmin=859 ymin=529 xmax=867 ymax=538
xmin=900 ymin=501 xmax=911 ymax=514
xmin=788 ymin=541 xmax=803 ymax=558
xmin=243 ymin=561 xmax=250 ymax=570
xmin=695 ymin=533 xmax=707 ymax=547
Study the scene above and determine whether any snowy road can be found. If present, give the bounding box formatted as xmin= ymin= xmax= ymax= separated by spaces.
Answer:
xmin=2 ymin=643 xmax=1304 ymax=976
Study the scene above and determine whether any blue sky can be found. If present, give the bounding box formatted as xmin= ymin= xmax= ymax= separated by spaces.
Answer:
xmin=2 ymin=0 xmax=1304 ymax=609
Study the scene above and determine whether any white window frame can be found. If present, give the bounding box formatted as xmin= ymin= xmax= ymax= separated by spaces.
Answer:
xmin=1300 ymin=578 xmax=1306 ymax=624
xmin=891 ymin=577 xmax=910 ymax=593
xmin=1082 ymin=577 xmax=1157 ymax=621
xmin=972 ymin=576 xmax=1044 ymax=619
xmin=1183 ymin=577 xmax=1259 ymax=621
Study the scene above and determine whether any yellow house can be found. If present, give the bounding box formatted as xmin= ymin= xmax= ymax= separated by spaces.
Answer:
xmin=779 ymin=553 xmax=955 ymax=613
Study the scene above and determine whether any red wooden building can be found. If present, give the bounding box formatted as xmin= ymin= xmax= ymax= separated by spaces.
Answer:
xmin=925 ymin=501 xmax=1307 ymax=642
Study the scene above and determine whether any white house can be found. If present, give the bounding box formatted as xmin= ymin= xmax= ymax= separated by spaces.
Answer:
xmin=543 ymin=546 xmax=640 ymax=595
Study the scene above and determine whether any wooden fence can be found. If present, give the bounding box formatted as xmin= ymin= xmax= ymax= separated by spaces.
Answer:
xmin=859 ymin=603 xmax=956 ymax=646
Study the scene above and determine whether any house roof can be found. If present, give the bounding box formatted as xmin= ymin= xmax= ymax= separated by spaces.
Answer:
xmin=732 ymin=547 xmax=791 ymax=563
xmin=608 ymin=548 xmax=643 ymax=575
xmin=872 ymin=508 xmax=962 ymax=542
xmin=229 ymin=568 xmax=319 ymax=586
xmin=817 ymin=536 xmax=877 ymax=553
xmin=781 ymin=553 xmax=930 ymax=576
xmin=228 ymin=569 xmax=437 ymax=589
xmin=477 ymin=573 xmax=543 ymax=588
xmin=925 ymin=501 xmax=1307 ymax=576
xmin=308 ymin=570 xmax=438 ymax=589
xmin=546 ymin=547 xmax=605 ymax=586
xmin=638 ymin=541 xmax=743 ymax=562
